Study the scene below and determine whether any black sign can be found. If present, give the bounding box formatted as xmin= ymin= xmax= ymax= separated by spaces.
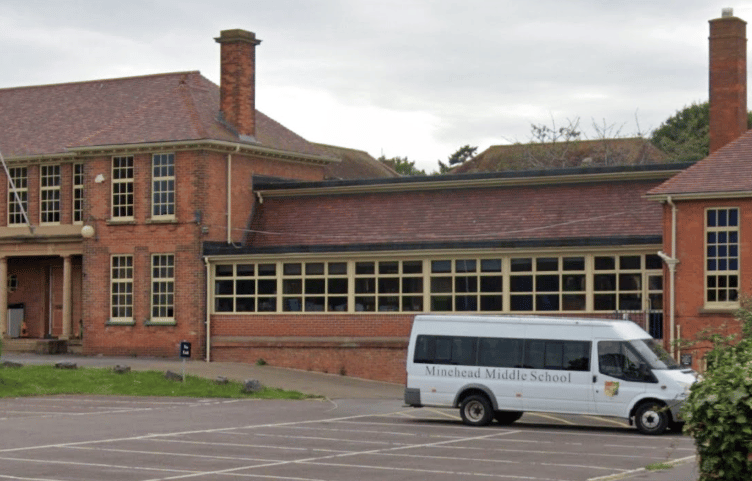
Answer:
xmin=680 ymin=353 xmax=692 ymax=367
xmin=179 ymin=341 xmax=191 ymax=358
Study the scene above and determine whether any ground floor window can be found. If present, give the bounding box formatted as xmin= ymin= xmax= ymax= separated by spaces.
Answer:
xmin=151 ymin=254 xmax=175 ymax=322
xmin=110 ymin=255 xmax=133 ymax=322
xmin=211 ymin=252 xmax=663 ymax=316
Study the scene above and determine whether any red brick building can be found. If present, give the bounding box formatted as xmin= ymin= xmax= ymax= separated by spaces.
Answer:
xmin=1 ymin=10 xmax=749 ymax=383
xmin=0 ymin=30 xmax=392 ymax=358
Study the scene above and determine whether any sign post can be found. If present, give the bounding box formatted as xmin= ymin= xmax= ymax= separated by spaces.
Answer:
xmin=179 ymin=341 xmax=191 ymax=382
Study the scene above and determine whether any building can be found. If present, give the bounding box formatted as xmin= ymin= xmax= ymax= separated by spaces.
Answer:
xmin=0 ymin=29 xmax=392 ymax=358
xmin=1 ymin=10 xmax=748 ymax=382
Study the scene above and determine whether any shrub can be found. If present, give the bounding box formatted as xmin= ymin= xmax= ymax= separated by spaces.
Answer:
xmin=682 ymin=302 xmax=752 ymax=479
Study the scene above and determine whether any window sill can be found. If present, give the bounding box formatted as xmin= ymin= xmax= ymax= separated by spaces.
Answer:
xmin=699 ymin=306 xmax=739 ymax=315
xmin=146 ymin=218 xmax=177 ymax=224
xmin=106 ymin=219 xmax=135 ymax=226
xmin=144 ymin=319 xmax=176 ymax=326
xmin=106 ymin=320 xmax=135 ymax=326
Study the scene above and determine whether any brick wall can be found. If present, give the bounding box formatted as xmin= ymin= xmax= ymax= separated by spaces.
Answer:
xmin=663 ymin=198 xmax=752 ymax=366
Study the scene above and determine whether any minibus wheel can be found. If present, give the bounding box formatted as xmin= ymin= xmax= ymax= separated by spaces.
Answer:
xmin=494 ymin=410 xmax=523 ymax=425
xmin=634 ymin=402 xmax=669 ymax=435
xmin=460 ymin=394 xmax=493 ymax=426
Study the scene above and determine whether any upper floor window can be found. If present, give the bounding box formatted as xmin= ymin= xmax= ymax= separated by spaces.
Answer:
xmin=40 ymin=165 xmax=61 ymax=224
xmin=706 ymin=207 xmax=739 ymax=306
xmin=7 ymin=167 xmax=28 ymax=226
xmin=152 ymin=153 xmax=175 ymax=218
xmin=73 ymin=163 xmax=84 ymax=224
xmin=112 ymin=156 xmax=134 ymax=219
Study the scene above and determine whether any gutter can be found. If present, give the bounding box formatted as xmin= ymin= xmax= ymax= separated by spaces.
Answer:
xmin=204 ymin=256 xmax=211 ymax=362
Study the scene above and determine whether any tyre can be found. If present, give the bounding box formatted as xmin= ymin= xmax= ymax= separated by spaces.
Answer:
xmin=634 ymin=402 xmax=669 ymax=435
xmin=459 ymin=394 xmax=493 ymax=426
xmin=494 ymin=410 xmax=523 ymax=425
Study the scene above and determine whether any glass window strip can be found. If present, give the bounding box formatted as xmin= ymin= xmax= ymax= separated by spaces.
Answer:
xmin=211 ymin=254 xmax=663 ymax=315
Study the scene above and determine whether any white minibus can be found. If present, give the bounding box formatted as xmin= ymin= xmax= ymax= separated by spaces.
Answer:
xmin=404 ymin=315 xmax=697 ymax=435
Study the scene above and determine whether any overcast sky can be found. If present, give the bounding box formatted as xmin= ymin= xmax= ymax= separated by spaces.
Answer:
xmin=0 ymin=1 xmax=748 ymax=172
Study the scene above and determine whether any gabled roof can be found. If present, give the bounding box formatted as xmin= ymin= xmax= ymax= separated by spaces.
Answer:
xmin=203 ymin=164 xmax=690 ymax=256
xmin=314 ymin=143 xmax=399 ymax=180
xmin=648 ymin=129 xmax=752 ymax=198
xmin=0 ymin=71 xmax=325 ymax=160
xmin=453 ymin=137 xmax=669 ymax=174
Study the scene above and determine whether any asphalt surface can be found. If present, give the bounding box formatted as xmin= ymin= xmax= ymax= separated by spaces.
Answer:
xmin=0 ymin=353 xmax=699 ymax=480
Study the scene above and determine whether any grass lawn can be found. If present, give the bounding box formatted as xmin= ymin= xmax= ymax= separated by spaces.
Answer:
xmin=0 ymin=364 xmax=311 ymax=400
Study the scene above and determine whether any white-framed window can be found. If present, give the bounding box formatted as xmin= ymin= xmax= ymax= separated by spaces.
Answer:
xmin=40 ymin=164 xmax=61 ymax=224
xmin=112 ymin=156 xmax=134 ymax=219
xmin=214 ymin=263 xmax=277 ymax=313
xmin=210 ymin=253 xmax=663 ymax=315
xmin=355 ymin=260 xmax=423 ymax=312
xmin=151 ymin=254 xmax=175 ymax=322
xmin=706 ymin=207 xmax=740 ymax=306
xmin=7 ymin=167 xmax=28 ymax=226
xmin=73 ymin=163 xmax=84 ymax=224
xmin=111 ymin=255 xmax=134 ymax=322
xmin=152 ymin=153 xmax=175 ymax=219
xmin=431 ymin=258 xmax=501 ymax=312
xmin=282 ymin=261 xmax=349 ymax=312
xmin=509 ymin=256 xmax=585 ymax=312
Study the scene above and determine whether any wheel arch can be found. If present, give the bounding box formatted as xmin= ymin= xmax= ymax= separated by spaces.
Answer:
xmin=453 ymin=384 xmax=498 ymax=410
xmin=629 ymin=397 xmax=672 ymax=421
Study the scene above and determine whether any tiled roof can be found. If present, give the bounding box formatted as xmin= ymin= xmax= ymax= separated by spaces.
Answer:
xmin=0 ymin=72 xmax=323 ymax=159
xmin=453 ymin=138 xmax=669 ymax=174
xmin=648 ymin=129 xmax=752 ymax=197
xmin=247 ymin=177 xmax=666 ymax=250
xmin=314 ymin=143 xmax=399 ymax=180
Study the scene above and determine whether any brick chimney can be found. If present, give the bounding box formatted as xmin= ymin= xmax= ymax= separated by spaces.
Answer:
xmin=709 ymin=8 xmax=747 ymax=153
xmin=215 ymin=29 xmax=262 ymax=141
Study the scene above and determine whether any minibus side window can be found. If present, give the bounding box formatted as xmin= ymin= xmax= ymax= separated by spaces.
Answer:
xmin=413 ymin=335 xmax=477 ymax=365
xmin=597 ymin=341 xmax=656 ymax=383
xmin=524 ymin=340 xmax=591 ymax=371
xmin=478 ymin=338 xmax=522 ymax=367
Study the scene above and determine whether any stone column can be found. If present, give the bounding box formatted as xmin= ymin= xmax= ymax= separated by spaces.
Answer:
xmin=62 ymin=255 xmax=72 ymax=340
xmin=0 ymin=257 xmax=7 ymax=338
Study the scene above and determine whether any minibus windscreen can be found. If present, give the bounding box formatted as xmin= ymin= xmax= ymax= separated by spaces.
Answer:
xmin=629 ymin=339 xmax=681 ymax=370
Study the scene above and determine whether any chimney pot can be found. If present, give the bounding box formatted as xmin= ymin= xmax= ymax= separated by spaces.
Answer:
xmin=722 ymin=8 xmax=734 ymax=18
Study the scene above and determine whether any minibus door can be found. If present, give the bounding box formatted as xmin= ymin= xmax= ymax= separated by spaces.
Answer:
xmin=592 ymin=340 xmax=649 ymax=418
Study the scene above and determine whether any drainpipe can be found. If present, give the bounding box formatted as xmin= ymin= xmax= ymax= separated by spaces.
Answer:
xmin=657 ymin=195 xmax=679 ymax=359
xmin=204 ymin=256 xmax=211 ymax=362
xmin=227 ymin=145 xmax=240 ymax=244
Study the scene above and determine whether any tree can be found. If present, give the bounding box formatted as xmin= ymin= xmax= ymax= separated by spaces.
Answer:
xmin=431 ymin=145 xmax=478 ymax=175
xmin=650 ymin=101 xmax=752 ymax=162
xmin=447 ymin=145 xmax=478 ymax=165
xmin=650 ymin=102 xmax=710 ymax=162
xmin=377 ymin=155 xmax=426 ymax=176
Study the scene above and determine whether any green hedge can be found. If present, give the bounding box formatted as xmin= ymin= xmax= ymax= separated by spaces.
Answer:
xmin=683 ymin=303 xmax=752 ymax=479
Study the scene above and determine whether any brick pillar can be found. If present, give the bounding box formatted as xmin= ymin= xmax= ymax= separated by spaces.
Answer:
xmin=709 ymin=9 xmax=748 ymax=153
xmin=214 ymin=29 xmax=262 ymax=141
